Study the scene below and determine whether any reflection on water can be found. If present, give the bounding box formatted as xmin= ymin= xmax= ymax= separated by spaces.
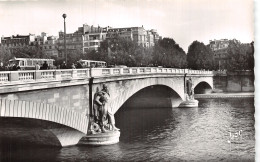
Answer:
xmin=0 ymin=98 xmax=255 ymax=161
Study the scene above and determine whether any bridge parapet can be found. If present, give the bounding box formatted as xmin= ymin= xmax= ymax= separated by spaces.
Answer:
xmin=0 ymin=67 xmax=213 ymax=84
xmin=89 ymin=68 xmax=214 ymax=77
xmin=0 ymin=69 xmax=90 ymax=84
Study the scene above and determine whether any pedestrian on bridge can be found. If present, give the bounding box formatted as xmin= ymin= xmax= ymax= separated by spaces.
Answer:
xmin=35 ymin=63 xmax=40 ymax=70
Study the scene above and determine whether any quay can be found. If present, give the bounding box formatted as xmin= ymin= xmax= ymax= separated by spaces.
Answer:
xmin=195 ymin=92 xmax=254 ymax=98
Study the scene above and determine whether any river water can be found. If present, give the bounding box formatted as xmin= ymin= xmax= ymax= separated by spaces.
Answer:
xmin=0 ymin=97 xmax=255 ymax=162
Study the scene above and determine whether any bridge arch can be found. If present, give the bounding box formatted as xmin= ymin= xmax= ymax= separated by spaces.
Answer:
xmin=0 ymin=99 xmax=88 ymax=146
xmin=194 ymin=81 xmax=213 ymax=94
xmin=121 ymin=85 xmax=183 ymax=109
xmin=192 ymin=77 xmax=213 ymax=90
xmin=190 ymin=76 xmax=213 ymax=95
xmin=103 ymin=77 xmax=185 ymax=115
xmin=98 ymin=76 xmax=213 ymax=115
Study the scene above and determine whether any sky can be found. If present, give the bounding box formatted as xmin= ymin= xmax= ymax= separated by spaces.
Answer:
xmin=0 ymin=0 xmax=254 ymax=52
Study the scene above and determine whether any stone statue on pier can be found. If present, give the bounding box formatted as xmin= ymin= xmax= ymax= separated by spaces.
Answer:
xmin=178 ymin=77 xmax=198 ymax=108
xmin=91 ymin=84 xmax=119 ymax=134
xmin=186 ymin=77 xmax=194 ymax=100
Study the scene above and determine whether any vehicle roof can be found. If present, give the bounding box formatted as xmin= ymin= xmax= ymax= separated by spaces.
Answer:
xmin=9 ymin=58 xmax=55 ymax=61
xmin=79 ymin=59 xmax=106 ymax=62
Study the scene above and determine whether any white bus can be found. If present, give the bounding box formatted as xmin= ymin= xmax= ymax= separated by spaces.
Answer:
xmin=78 ymin=60 xmax=107 ymax=68
xmin=8 ymin=57 xmax=55 ymax=70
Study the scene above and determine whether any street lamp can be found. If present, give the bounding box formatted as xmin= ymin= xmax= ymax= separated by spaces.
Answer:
xmin=62 ymin=13 xmax=67 ymax=64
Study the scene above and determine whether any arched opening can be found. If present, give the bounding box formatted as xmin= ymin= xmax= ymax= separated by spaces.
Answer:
xmin=0 ymin=117 xmax=84 ymax=149
xmin=0 ymin=118 xmax=61 ymax=148
xmin=114 ymin=85 xmax=182 ymax=144
xmin=121 ymin=85 xmax=182 ymax=109
xmin=114 ymin=85 xmax=179 ymax=142
xmin=194 ymin=81 xmax=212 ymax=94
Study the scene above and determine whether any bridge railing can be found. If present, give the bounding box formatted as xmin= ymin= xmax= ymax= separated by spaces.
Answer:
xmin=90 ymin=67 xmax=213 ymax=77
xmin=0 ymin=67 xmax=212 ymax=83
xmin=0 ymin=69 xmax=91 ymax=83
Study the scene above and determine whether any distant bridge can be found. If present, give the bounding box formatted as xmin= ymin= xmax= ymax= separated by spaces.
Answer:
xmin=0 ymin=67 xmax=213 ymax=146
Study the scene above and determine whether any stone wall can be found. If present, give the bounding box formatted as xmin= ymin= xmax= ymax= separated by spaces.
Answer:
xmin=213 ymin=71 xmax=254 ymax=92
xmin=0 ymin=85 xmax=90 ymax=115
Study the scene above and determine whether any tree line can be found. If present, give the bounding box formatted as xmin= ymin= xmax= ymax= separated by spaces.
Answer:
xmin=0 ymin=37 xmax=254 ymax=71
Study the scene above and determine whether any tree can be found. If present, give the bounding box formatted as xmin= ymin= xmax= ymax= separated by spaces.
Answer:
xmin=227 ymin=40 xmax=254 ymax=71
xmin=98 ymin=37 xmax=187 ymax=68
xmin=0 ymin=47 xmax=13 ymax=65
xmin=98 ymin=36 xmax=149 ymax=67
xmin=187 ymin=41 xmax=214 ymax=70
xmin=247 ymin=41 xmax=254 ymax=70
xmin=6 ymin=44 xmax=52 ymax=59
xmin=153 ymin=38 xmax=187 ymax=68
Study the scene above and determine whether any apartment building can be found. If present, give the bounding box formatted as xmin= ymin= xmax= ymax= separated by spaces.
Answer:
xmin=1 ymin=33 xmax=59 ymax=57
xmin=41 ymin=36 xmax=59 ymax=57
xmin=107 ymin=26 xmax=160 ymax=47
xmin=1 ymin=34 xmax=35 ymax=47
xmin=209 ymin=39 xmax=230 ymax=70
xmin=57 ymin=24 xmax=109 ymax=56
xmin=57 ymin=30 xmax=83 ymax=55
xmin=81 ymin=24 xmax=109 ymax=52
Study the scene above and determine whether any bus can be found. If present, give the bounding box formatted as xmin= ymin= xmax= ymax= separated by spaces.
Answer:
xmin=78 ymin=60 xmax=107 ymax=68
xmin=8 ymin=57 xmax=55 ymax=70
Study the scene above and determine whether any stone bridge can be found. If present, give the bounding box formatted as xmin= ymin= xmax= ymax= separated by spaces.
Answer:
xmin=0 ymin=67 xmax=213 ymax=147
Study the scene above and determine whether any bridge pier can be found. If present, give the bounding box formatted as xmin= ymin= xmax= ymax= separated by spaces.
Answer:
xmin=49 ymin=127 xmax=86 ymax=147
xmin=78 ymin=131 xmax=120 ymax=146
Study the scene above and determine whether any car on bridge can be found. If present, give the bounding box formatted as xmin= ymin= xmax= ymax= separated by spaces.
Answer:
xmin=78 ymin=60 xmax=107 ymax=68
xmin=8 ymin=57 xmax=55 ymax=70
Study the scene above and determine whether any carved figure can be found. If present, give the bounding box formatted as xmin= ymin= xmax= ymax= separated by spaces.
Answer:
xmin=186 ymin=78 xmax=194 ymax=100
xmin=93 ymin=87 xmax=100 ymax=123
xmin=92 ymin=84 xmax=119 ymax=134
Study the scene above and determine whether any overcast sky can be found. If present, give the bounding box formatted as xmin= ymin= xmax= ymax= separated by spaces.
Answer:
xmin=0 ymin=0 xmax=254 ymax=52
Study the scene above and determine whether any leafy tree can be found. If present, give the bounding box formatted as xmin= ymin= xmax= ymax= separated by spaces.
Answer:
xmin=10 ymin=45 xmax=46 ymax=58
xmin=153 ymin=38 xmax=187 ymax=68
xmin=247 ymin=41 xmax=254 ymax=70
xmin=0 ymin=47 xmax=13 ymax=65
xmin=187 ymin=41 xmax=214 ymax=70
xmin=97 ymin=36 xmax=186 ymax=68
xmin=66 ymin=49 xmax=81 ymax=66
xmin=227 ymin=40 xmax=254 ymax=71
xmin=98 ymin=36 xmax=150 ymax=67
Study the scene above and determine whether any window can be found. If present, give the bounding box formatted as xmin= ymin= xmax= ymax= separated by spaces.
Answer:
xmin=84 ymin=48 xmax=89 ymax=52
xmin=32 ymin=60 xmax=37 ymax=65
xmin=27 ymin=60 xmax=33 ymax=66
xmin=20 ymin=60 xmax=25 ymax=66
xmin=90 ymin=42 xmax=96 ymax=46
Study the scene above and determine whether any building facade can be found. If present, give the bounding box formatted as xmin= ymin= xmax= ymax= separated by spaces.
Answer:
xmin=81 ymin=24 xmax=109 ymax=52
xmin=1 ymin=24 xmax=161 ymax=59
xmin=1 ymin=33 xmax=59 ymax=57
xmin=41 ymin=36 xmax=59 ymax=57
xmin=33 ymin=32 xmax=48 ymax=46
xmin=106 ymin=26 xmax=160 ymax=47
xmin=57 ymin=30 xmax=83 ymax=57
xmin=57 ymin=24 xmax=109 ymax=57
xmin=1 ymin=34 xmax=35 ymax=48
xmin=209 ymin=39 xmax=229 ymax=70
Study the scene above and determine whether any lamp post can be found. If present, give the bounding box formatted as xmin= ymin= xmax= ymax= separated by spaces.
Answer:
xmin=62 ymin=13 xmax=67 ymax=64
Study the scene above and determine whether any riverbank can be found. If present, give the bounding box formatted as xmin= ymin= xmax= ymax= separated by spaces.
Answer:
xmin=194 ymin=92 xmax=254 ymax=98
